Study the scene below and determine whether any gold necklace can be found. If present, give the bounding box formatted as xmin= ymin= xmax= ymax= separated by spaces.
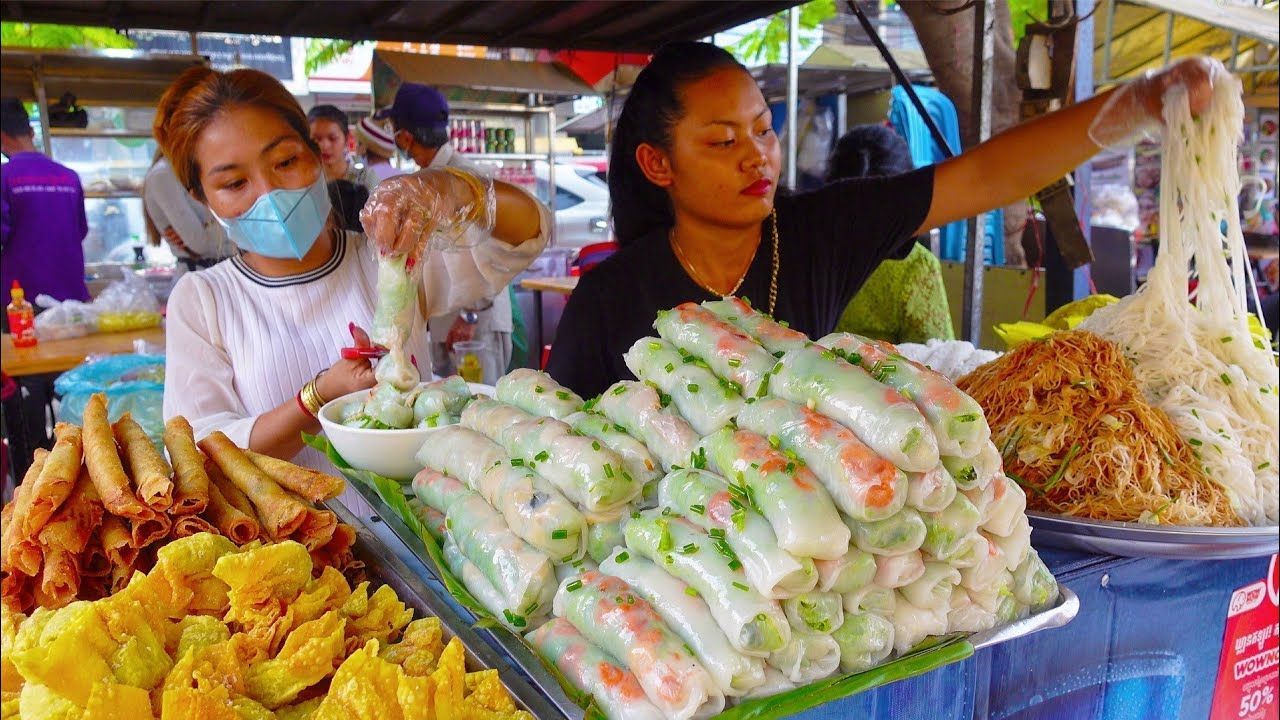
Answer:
xmin=671 ymin=209 xmax=780 ymax=315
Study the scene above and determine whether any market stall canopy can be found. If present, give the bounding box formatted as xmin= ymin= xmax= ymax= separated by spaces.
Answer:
xmin=0 ymin=47 xmax=206 ymax=106
xmin=373 ymin=50 xmax=593 ymax=106
xmin=1095 ymin=0 xmax=1278 ymax=104
xmin=0 ymin=0 xmax=801 ymax=53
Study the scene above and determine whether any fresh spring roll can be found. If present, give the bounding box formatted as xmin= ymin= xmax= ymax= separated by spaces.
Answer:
xmin=965 ymin=475 xmax=1028 ymax=538
xmin=474 ymin=462 xmax=587 ymax=562
xmin=989 ymin=516 xmax=1032 ymax=572
xmin=814 ymin=546 xmax=877 ymax=595
xmin=370 ymin=253 xmax=420 ymax=392
xmin=564 ymin=411 xmax=663 ymax=490
xmin=164 ymin=417 xmax=210 ymax=515
xmin=499 ymin=416 xmax=640 ymax=515
xmin=461 ymin=396 xmax=536 ymax=439
xmin=414 ymin=470 xmax=555 ymax=624
xmin=771 ymin=345 xmax=939 ymax=472
xmin=782 ymin=592 xmax=844 ymax=635
xmin=919 ymin=493 xmax=982 ymax=561
xmin=113 ymin=413 xmax=174 ymax=511
xmin=736 ymin=398 xmax=907 ymax=523
xmin=553 ymin=571 xmax=724 ymax=719
xmin=601 ymin=549 xmax=766 ymax=697
xmin=497 ymin=368 xmax=584 ymax=419
xmin=700 ymin=428 xmax=849 ymax=560
xmin=832 ymin=611 xmax=895 ymax=673
xmin=410 ymin=375 xmax=473 ymax=427
xmin=653 ymin=303 xmax=776 ymax=397
xmin=946 ymin=532 xmax=986 ymax=570
xmin=818 ymin=333 xmax=991 ymax=458
xmin=767 ymin=633 xmax=841 ymax=684
xmin=942 ymin=441 xmax=1002 ymax=492
xmin=407 ymin=497 xmax=446 ymax=542
xmin=702 ymin=297 xmax=810 ymax=355
xmin=587 ymin=519 xmax=626 ymax=564
xmin=947 ymin=588 xmax=997 ymax=634
xmin=900 ymin=562 xmax=961 ymax=612
xmin=742 ymin=397 xmax=911 ymax=520
xmin=843 ymin=584 xmax=897 ymax=618
xmin=554 ymin=556 xmax=598 ymax=583
xmin=526 ymin=618 xmax=666 ymax=720
xmin=970 ymin=570 xmax=1022 ymax=625
xmin=415 ymin=425 xmax=506 ymax=488
xmin=597 ymin=381 xmax=700 ymax=472
xmin=1012 ymin=553 xmax=1058 ymax=610
xmin=658 ymin=468 xmax=818 ymax=600
xmin=906 ymin=464 xmax=957 ymax=514
xmin=890 ymin=595 xmax=949 ymax=655
xmin=738 ymin=667 xmax=798 ymax=701
xmin=849 ymin=507 xmax=927 ymax=557
xmin=623 ymin=337 xmax=744 ymax=436
xmin=442 ymin=537 xmax=520 ymax=629
xmin=624 ymin=510 xmax=790 ymax=657
xmin=874 ymin=551 xmax=926 ymax=589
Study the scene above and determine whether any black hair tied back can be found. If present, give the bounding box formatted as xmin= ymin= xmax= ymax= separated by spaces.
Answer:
xmin=608 ymin=42 xmax=746 ymax=246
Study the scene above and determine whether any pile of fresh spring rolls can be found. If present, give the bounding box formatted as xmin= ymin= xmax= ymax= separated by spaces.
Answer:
xmin=404 ymin=297 xmax=1059 ymax=720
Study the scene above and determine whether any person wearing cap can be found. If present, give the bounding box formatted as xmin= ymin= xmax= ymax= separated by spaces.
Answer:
xmin=1 ymin=96 xmax=91 ymax=312
xmin=381 ymin=82 xmax=517 ymax=376
xmin=354 ymin=116 xmax=401 ymax=184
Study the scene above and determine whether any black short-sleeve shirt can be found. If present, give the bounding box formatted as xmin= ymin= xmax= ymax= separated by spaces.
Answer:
xmin=546 ymin=165 xmax=936 ymax=398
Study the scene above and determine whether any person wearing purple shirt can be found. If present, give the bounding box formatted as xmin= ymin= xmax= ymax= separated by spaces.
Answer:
xmin=1 ymin=96 xmax=91 ymax=307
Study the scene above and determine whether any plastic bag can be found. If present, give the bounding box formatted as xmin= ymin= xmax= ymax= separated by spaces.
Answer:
xmin=93 ymin=273 xmax=162 ymax=332
xmin=797 ymin=103 xmax=834 ymax=179
xmin=33 ymin=294 xmax=99 ymax=340
xmin=55 ymin=354 xmax=166 ymax=443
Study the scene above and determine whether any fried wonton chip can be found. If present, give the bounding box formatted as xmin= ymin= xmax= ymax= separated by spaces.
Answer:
xmin=289 ymin=567 xmax=352 ymax=630
xmin=430 ymin=638 xmax=466 ymax=720
xmin=465 ymin=670 xmax=517 ymax=713
xmin=245 ymin=611 xmax=346 ymax=709
xmin=17 ymin=683 xmax=81 ymax=720
xmin=9 ymin=602 xmax=116 ymax=705
xmin=380 ymin=617 xmax=442 ymax=677
xmin=83 ymin=681 xmax=155 ymax=720
xmin=145 ymin=533 xmax=238 ymax=616
xmin=1 ymin=690 xmax=19 ymax=720
xmin=215 ymin=541 xmax=314 ymax=629
xmin=341 ymin=583 xmax=413 ymax=653
xmin=275 ymin=696 xmax=322 ymax=720
xmin=174 ymin=615 xmax=231 ymax=661
xmin=312 ymin=640 xmax=413 ymax=720
xmin=1 ymin=606 xmax=24 ymax=694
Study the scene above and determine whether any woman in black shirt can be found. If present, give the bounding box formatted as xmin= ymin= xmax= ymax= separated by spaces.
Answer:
xmin=547 ymin=42 xmax=1218 ymax=397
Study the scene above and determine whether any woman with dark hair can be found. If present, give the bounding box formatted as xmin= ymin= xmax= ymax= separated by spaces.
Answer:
xmin=546 ymin=41 xmax=1220 ymax=397
xmin=307 ymin=104 xmax=379 ymax=196
xmin=156 ymin=67 xmax=549 ymax=470
xmin=829 ymin=124 xmax=954 ymax=344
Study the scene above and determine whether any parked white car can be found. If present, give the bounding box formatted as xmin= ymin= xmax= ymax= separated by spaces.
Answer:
xmin=534 ymin=162 xmax=610 ymax=249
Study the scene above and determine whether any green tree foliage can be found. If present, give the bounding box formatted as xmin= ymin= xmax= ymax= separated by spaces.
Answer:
xmin=1009 ymin=0 xmax=1047 ymax=46
xmin=305 ymin=38 xmax=369 ymax=75
xmin=1 ymin=22 xmax=134 ymax=49
xmin=727 ymin=0 xmax=837 ymax=65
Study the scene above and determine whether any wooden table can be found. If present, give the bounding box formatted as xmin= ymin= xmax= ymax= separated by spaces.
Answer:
xmin=2 ymin=326 xmax=166 ymax=377
xmin=519 ymin=276 xmax=579 ymax=363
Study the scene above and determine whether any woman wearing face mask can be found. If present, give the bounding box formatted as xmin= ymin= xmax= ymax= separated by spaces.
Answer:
xmin=546 ymin=42 xmax=1221 ymax=397
xmin=156 ymin=67 xmax=548 ymax=468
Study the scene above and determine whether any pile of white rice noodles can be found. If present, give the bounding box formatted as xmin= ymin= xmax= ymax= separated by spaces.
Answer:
xmin=1080 ymin=73 xmax=1279 ymax=526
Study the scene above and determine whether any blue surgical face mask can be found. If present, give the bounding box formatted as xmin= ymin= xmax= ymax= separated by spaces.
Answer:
xmin=212 ymin=173 xmax=332 ymax=260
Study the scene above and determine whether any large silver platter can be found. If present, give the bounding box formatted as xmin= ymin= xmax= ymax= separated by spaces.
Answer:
xmin=342 ymin=478 xmax=1080 ymax=719
xmin=1028 ymin=511 xmax=1280 ymax=559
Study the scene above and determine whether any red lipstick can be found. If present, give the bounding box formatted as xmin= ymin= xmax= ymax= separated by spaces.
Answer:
xmin=742 ymin=179 xmax=773 ymax=197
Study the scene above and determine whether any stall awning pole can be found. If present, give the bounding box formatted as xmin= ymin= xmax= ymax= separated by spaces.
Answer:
xmin=785 ymin=6 xmax=799 ymax=190
xmin=962 ymin=0 xmax=996 ymax=344
xmin=1073 ymin=0 xmax=1097 ymax=302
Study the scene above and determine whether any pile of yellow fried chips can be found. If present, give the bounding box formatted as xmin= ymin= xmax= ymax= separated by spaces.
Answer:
xmin=0 ymin=533 xmax=531 ymax=720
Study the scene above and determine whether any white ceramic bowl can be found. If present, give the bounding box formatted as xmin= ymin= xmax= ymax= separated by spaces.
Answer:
xmin=318 ymin=382 xmax=494 ymax=480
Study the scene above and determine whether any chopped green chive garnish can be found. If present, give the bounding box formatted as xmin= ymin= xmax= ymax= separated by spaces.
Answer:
xmin=733 ymin=581 xmax=750 ymax=591
xmin=535 ymin=450 xmax=550 ymax=462
xmin=552 ymin=529 xmax=569 ymax=540
xmin=687 ymin=383 xmax=700 ymax=394
xmin=556 ymin=390 xmax=571 ymax=401
xmin=612 ymin=386 xmax=627 ymax=395
xmin=591 ymin=440 xmax=601 ymax=451
xmin=679 ymin=543 xmax=698 ymax=555
xmin=603 ymin=463 xmax=615 ymax=478
xmin=534 ymin=385 xmax=545 ymax=394
xmin=689 ymin=504 xmax=706 ymax=515
xmin=615 ymin=551 xmax=630 ymax=563
xmin=685 ymin=587 xmax=699 ymax=597
xmin=728 ymin=358 xmax=742 ymax=368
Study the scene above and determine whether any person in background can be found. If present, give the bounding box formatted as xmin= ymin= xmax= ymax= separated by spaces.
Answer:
xmin=381 ymin=83 xmax=516 ymax=376
xmin=307 ymin=104 xmax=379 ymax=196
xmin=829 ymin=124 xmax=955 ymax=344
xmin=354 ymin=116 xmax=401 ymax=183
xmin=143 ymin=150 xmax=233 ymax=271
xmin=1 ymin=96 xmax=90 ymax=309
xmin=155 ymin=67 xmax=548 ymax=476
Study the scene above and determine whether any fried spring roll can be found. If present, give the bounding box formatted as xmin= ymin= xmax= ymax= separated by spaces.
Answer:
xmin=0 ymin=571 xmax=34 ymax=613
xmin=2 ymin=452 xmax=46 ymax=576
xmin=82 ymin=393 xmax=154 ymax=521
xmin=244 ymin=450 xmax=344 ymax=502
xmin=288 ymin=499 xmax=338 ymax=551
xmin=37 ymin=549 xmax=79 ymax=608
xmin=164 ymin=416 xmax=210 ymax=515
xmin=11 ymin=424 xmax=83 ymax=541
xmin=35 ymin=467 xmax=104 ymax=607
xmin=81 ymin=536 xmax=112 ymax=578
xmin=99 ymin=514 xmax=138 ymax=570
xmin=197 ymin=432 xmax=308 ymax=539
xmin=113 ymin=413 xmax=173 ymax=511
xmin=131 ymin=512 xmax=171 ymax=549
xmin=172 ymin=515 xmax=220 ymax=539
xmin=205 ymin=482 xmax=260 ymax=544
xmin=110 ymin=561 xmax=136 ymax=593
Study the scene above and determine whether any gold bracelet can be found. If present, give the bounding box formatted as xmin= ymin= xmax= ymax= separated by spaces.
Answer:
xmin=443 ymin=166 xmax=488 ymax=226
xmin=300 ymin=378 xmax=327 ymax=417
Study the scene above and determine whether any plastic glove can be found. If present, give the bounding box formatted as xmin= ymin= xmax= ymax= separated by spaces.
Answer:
xmin=1089 ymin=56 xmax=1224 ymax=148
xmin=359 ymin=166 xmax=496 ymax=258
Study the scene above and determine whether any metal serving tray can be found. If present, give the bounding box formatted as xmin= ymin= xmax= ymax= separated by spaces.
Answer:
xmin=328 ymin=498 xmax=571 ymax=719
xmin=1028 ymin=511 xmax=1280 ymax=560
xmin=341 ymin=478 xmax=1080 ymax=719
